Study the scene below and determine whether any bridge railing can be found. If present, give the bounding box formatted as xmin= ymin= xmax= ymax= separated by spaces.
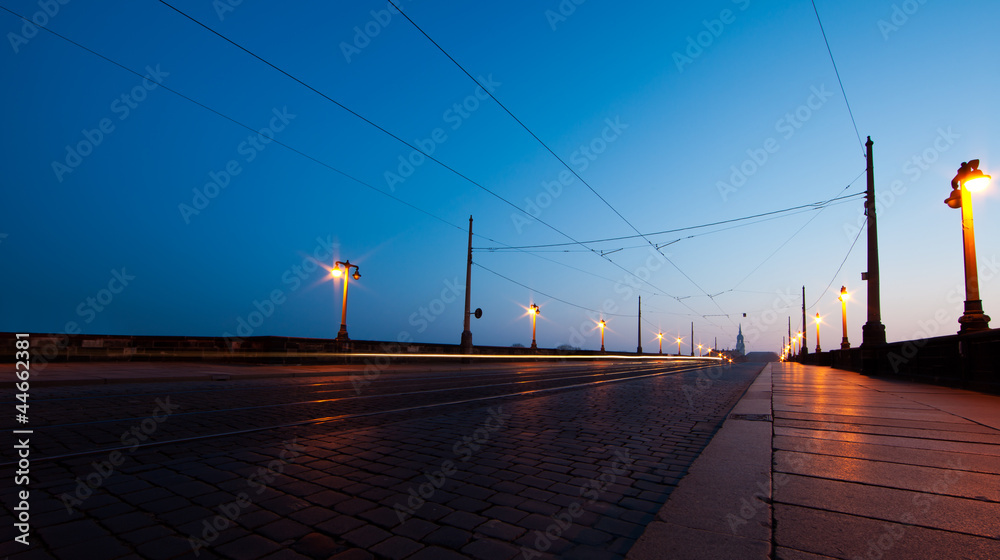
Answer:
xmin=792 ymin=328 xmax=1000 ymax=393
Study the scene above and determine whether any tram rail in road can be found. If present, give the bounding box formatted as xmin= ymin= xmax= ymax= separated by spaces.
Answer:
xmin=3 ymin=358 xmax=727 ymax=464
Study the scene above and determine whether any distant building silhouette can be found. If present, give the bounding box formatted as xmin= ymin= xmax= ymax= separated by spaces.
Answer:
xmin=735 ymin=324 xmax=746 ymax=357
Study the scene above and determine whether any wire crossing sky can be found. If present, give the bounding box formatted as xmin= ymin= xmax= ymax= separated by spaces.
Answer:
xmin=2 ymin=0 xmax=998 ymax=353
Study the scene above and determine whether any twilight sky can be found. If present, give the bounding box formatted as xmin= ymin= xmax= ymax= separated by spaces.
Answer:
xmin=2 ymin=0 xmax=999 ymax=353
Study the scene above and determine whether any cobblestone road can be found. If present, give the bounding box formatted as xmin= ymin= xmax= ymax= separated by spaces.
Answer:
xmin=2 ymin=360 xmax=762 ymax=560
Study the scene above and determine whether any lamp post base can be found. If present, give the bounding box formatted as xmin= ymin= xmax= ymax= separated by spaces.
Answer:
xmin=840 ymin=338 xmax=850 ymax=350
xmin=958 ymin=300 xmax=991 ymax=334
xmin=335 ymin=325 xmax=350 ymax=343
xmin=861 ymin=322 xmax=887 ymax=347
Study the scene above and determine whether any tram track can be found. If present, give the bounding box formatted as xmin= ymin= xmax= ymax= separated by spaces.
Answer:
xmin=2 ymin=361 xmax=726 ymax=465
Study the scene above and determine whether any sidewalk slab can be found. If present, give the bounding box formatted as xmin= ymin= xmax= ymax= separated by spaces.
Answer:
xmin=628 ymin=361 xmax=1000 ymax=559
xmin=628 ymin=363 xmax=773 ymax=559
xmin=771 ymin=363 xmax=1000 ymax=559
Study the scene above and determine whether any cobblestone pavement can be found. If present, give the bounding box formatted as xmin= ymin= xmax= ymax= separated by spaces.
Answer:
xmin=2 ymin=361 xmax=762 ymax=559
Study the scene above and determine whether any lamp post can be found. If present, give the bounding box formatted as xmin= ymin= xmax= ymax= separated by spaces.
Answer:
xmin=697 ymin=343 xmax=703 ymax=357
xmin=815 ymin=312 xmax=822 ymax=353
xmin=657 ymin=332 xmax=663 ymax=355
xmin=599 ymin=319 xmax=606 ymax=353
xmin=676 ymin=337 xmax=682 ymax=356
xmin=839 ymin=286 xmax=850 ymax=350
xmin=330 ymin=260 xmax=361 ymax=343
xmin=528 ymin=304 xmax=539 ymax=350
xmin=945 ymin=159 xmax=992 ymax=333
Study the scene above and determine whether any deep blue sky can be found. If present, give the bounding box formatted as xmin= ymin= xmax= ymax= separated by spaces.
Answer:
xmin=3 ymin=0 xmax=999 ymax=353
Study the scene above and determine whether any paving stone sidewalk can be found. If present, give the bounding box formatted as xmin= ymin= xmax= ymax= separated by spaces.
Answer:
xmin=629 ymin=362 xmax=1000 ymax=560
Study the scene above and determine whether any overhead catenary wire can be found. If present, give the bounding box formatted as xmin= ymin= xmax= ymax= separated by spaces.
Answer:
xmin=0 ymin=2 xmax=654 ymax=306
xmin=155 ymin=0 xmax=715 ymax=322
xmin=808 ymin=220 xmax=866 ymax=310
xmin=384 ymin=0 xmax=731 ymax=321
xmin=474 ymin=263 xmax=638 ymax=318
xmin=14 ymin=2 xmax=858 ymax=341
xmin=0 ymin=1 xmax=679 ymax=321
xmin=477 ymin=196 xmax=861 ymax=257
xmin=811 ymin=0 xmax=864 ymax=155
xmin=476 ymin=192 xmax=864 ymax=251
xmin=0 ymin=5 xmax=472 ymax=235
xmin=730 ymin=171 xmax=865 ymax=290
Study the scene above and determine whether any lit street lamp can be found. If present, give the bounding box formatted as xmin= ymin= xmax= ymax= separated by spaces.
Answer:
xmin=528 ymin=304 xmax=539 ymax=350
xmin=657 ymin=332 xmax=663 ymax=354
xmin=599 ymin=319 xmax=606 ymax=353
xmin=839 ymin=287 xmax=850 ymax=350
xmin=697 ymin=343 xmax=703 ymax=357
xmin=330 ymin=260 xmax=361 ymax=343
xmin=945 ymin=159 xmax=992 ymax=333
xmin=675 ymin=337 xmax=683 ymax=355
xmin=814 ymin=312 xmax=822 ymax=353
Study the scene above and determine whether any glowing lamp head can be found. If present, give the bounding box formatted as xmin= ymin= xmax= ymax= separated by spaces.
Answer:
xmin=961 ymin=160 xmax=991 ymax=193
xmin=965 ymin=173 xmax=991 ymax=193
xmin=839 ymin=286 xmax=849 ymax=302
xmin=331 ymin=268 xmax=342 ymax=278
xmin=352 ymin=271 xmax=361 ymax=280
xmin=528 ymin=304 xmax=538 ymax=315
xmin=657 ymin=332 xmax=663 ymax=340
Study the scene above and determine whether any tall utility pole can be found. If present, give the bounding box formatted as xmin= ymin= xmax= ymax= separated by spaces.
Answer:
xmin=460 ymin=216 xmax=474 ymax=354
xmin=800 ymin=286 xmax=808 ymax=356
xmin=636 ymin=297 xmax=642 ymax=354
xmin=862 ymin=137 xmax=886 ymax=375
xmin=690 ymin=322 xmax=694 ymax=357
xmin=862 ymin=137 xmax=887 ymax=347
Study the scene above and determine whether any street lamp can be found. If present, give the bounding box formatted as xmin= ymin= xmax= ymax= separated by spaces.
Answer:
xmin=945 ymin=159 xmax=992 ymax=333
xmin=839 ymin=286 xmax=850 ymax=350
xmin=599 ymin=319 xmax=606 ymax=353
xmin=814 ymin=312 xmax=822 ymax=353
xmin=330 ymin=260 xmax=361 ymax=343
xmin=697 ymin=343 xmax=703 ymax=357
xmin=675 ymin=337 xmax=683 ymax=355
xmin=528 ymin=304 xmax=539 ymax=350
xmin=657 ymin=332 xmax=663 ymax=355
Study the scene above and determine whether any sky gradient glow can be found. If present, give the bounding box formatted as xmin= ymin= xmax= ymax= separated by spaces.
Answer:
xmin=3 ymin=0 xmax=999 ymax=354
